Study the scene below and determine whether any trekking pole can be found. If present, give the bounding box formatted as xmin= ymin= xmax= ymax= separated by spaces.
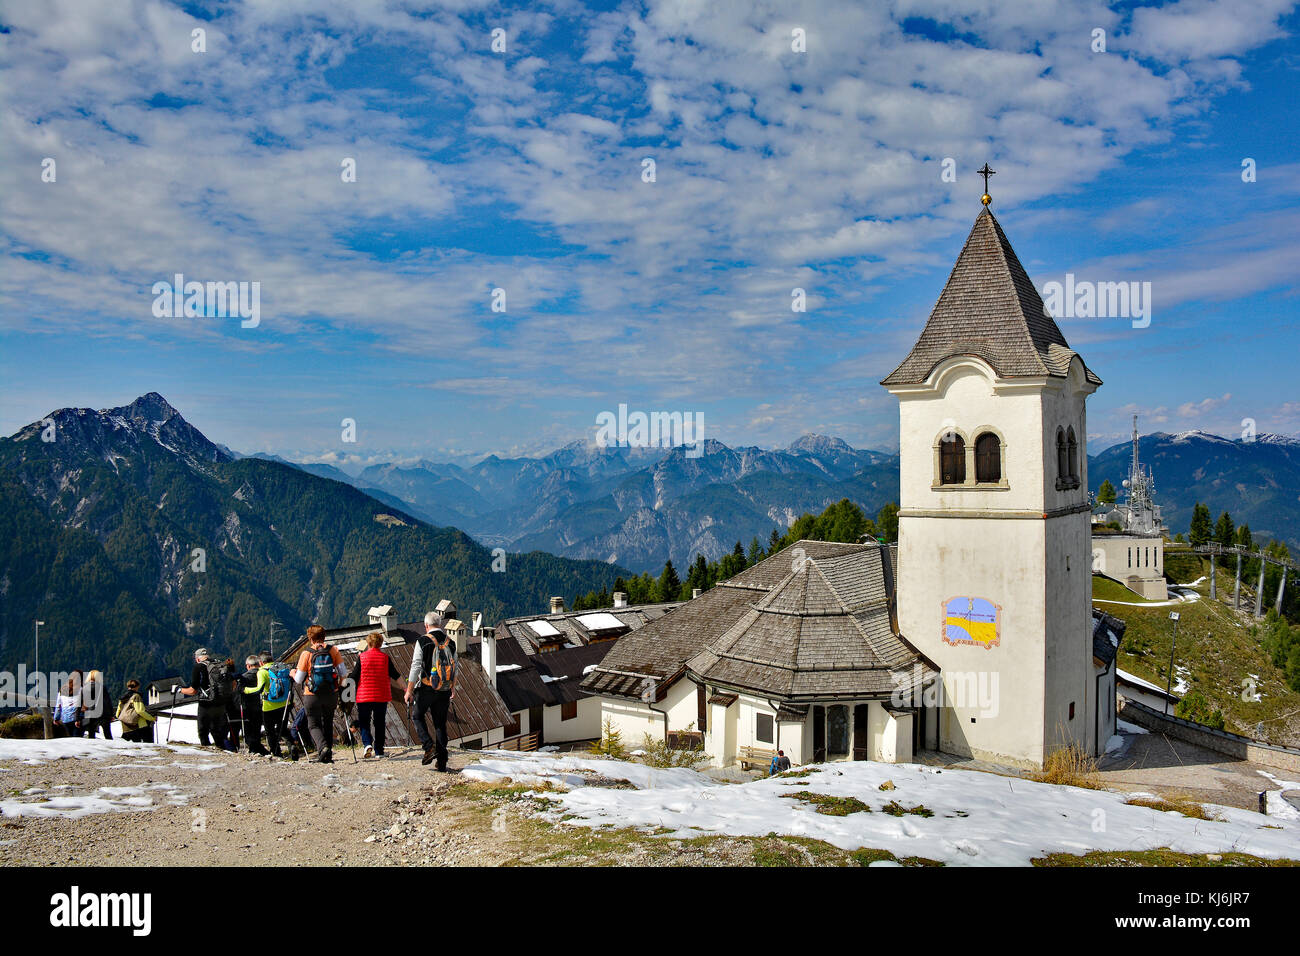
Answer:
xmin=339 ymin=699 xmax=358 ymax=764
xmin=165 ymin=687 xmax=179 ymax=743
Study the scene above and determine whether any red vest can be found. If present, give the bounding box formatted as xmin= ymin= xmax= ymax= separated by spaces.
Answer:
xmin=356 ymin=648 xmax=392 ymax=703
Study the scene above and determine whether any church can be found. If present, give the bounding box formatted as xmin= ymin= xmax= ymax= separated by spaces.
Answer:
xmin=583 ymin=190 xmax=1116 ymax=770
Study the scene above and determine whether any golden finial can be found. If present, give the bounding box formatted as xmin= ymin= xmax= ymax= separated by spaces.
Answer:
xmin=978 ymin=163 xmax=995 ymax=206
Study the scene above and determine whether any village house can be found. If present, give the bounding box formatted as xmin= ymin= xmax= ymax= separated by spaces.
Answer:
xmin=584 ymin=200 xmax=1123 ymax=771
xmin=470 ymin=595 xmax=680 ymax=748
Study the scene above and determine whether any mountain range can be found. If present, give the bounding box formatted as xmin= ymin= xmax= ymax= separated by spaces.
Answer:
xmin=0 ymin=394 xmax=626 ymax=681
xmin=1089 ymin=430 xmax=1300 ymax=548
xmin=251 ymin=435 xmax=901 ymax=573
xmin=257 ymin=428 xmax=1300 ymax=572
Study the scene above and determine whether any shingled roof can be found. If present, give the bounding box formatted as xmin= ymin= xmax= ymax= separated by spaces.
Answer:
xmin=581 ymin=540 xmax=913 ymax=701
xmin=881 ymin=208 xmax=1100 ymax=387
xmin=685 ymin=549 xmax=937 ymax=701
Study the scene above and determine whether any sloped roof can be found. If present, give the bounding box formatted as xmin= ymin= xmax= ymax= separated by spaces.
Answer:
xmin=882 ymin=208 xmax=1100 ymax=387
xmin=685 ymin=549 xmax=937 ymax=701
xmin=1091 ymin=608 xmax=1126 ymax=666
xmin=494 ymin=601 xmax=681 ymax=657
xmin=582 ymin=540 xmax=918 ymax=701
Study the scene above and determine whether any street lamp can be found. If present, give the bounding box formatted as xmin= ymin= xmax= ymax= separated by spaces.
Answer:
xmin=1164 ymin=611 xmax=1180 ymax=715
xmin=34 ymin=620 xmax=46 ymax=739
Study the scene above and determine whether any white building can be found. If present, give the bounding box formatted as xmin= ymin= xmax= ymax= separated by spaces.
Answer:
xmin=584 ymin=202 xmax=1124 ymax=771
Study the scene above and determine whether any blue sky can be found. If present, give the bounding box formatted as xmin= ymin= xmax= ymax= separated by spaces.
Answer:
xmin=2 ymin=0 xmax=1298 ymax=468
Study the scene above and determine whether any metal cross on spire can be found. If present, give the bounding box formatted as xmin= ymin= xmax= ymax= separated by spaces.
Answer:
xmin=978 ymin=163 xmax=995 ymax=205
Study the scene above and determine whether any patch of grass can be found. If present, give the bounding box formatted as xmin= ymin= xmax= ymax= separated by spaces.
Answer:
xmin=1030 ymin=743 xmax=1101 ymax=790
xmin=850 ymin=847 xmax=944 ymax=867
xmin=881 ymin=799 xmax=934 ymax=818
xmin=1125 ymin=795 xmax=1220 ymax=821
xmin=780 ymin=790 xmax=871 ymax=816
xmin=1033 ymin=849 xmax=1298 ymax=867
xmin=1092 ymin=575 xmax=1157 ymax=604
xmin=776 ymin=766 xmax=820 ymax=779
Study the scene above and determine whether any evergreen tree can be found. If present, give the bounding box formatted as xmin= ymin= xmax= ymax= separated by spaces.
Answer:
xmin=1236 ymin=524 xmax=1253 ymax=552
xmin=747 ymin=536 xmax=764 ymax=566
xmin=1188 ymin=503 xmax=1213 ymax=546
xmin=1097 ymin=479 xmax=1117 ymax=504
xmin=875 ymin=502 xmax=899 ymax=543
xmin=1214 ymin=511 xmax=1235 ymax=549
xmin=686 ymin=554 xmax=709 ymax=596
xmin=769 ymin=527 xmax=783 ymax=554
xmin=656 ymin=560 xmax=682 ymax=604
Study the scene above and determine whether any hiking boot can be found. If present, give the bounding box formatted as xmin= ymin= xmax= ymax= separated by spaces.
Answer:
xmin=363 ymin=746 xmax=374 ymax=759
xmin=421 ymin=744 xmax=435 ymax=766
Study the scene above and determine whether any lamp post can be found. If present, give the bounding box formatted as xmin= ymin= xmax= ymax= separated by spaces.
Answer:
xmin=34 ymin=620 xmax=47 ymax=739
xmin=1164 ymin=611 xmax=1180 ymax=715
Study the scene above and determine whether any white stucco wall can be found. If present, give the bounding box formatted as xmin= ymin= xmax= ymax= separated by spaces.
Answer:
xmin=542 ymin=696 xmax=603 ymax=743
xmin=1091 ymin=535 xmax=1167 ymax=600
xmin=890 ymin=355 xmax=1097 ymax=769
xmin=597 ymin=679 xmax=698 ymax=750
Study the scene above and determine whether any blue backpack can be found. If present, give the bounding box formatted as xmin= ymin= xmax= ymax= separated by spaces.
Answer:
xmin=309 ymin=646 xmax=337 ymax=693
xmin=264 ymin=664 xmax=291 ymax=704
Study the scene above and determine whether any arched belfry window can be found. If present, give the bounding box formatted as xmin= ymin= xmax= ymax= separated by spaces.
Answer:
xmin=1056 ymin=428 xmax=1068 ymax=481
xmin=1067 ymin=427 xmax=1079 ymax=481
xmin=939 ymin=434 xmax=966 ymax=485
xmin=975 ymin=432 xmax=1001 ymax=483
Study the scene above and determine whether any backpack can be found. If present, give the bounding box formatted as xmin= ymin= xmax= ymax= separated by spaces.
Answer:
xmin=420 ymin=634 xmax=456 ymax=691
xmin=769 ymin=755 xmax=780 ymax=776
xmin=308 ymin=646 xmax=337 ymax=693
xmin=200 ymin=659 xmax=232 ymax=704
xmin=264 ymin=663 xmax=291 ymax=704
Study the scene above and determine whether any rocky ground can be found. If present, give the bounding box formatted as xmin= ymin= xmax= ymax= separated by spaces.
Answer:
xmin=0 ymin=740 xmax=818 ymax=867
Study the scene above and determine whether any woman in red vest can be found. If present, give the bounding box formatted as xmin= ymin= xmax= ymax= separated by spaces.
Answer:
xmin=349 ymin=632 xmax=405 ymax=758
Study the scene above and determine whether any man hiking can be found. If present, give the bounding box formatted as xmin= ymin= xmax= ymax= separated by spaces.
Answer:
xmin=234 ymin=655 xmax=270 ymax=755
xmin=179 ymin=648 xmax=233 ymax=748
xmin=293 ymin=626 xmax=345 ymax=763
xmin=404 ymin=611 xmax=457 ymax=771
xmin=244 ymin=651 xmax=291 ymax=758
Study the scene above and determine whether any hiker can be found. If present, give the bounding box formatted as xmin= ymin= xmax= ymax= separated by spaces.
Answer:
xmin=179 ymin=648 xmax=233 ymax=748
xmin=285 ymin=700 xmax=311 ymax=760
xmin=350 ymin=632 xmax=404 ymax=758
xmin=234 ymin=655 xmax=269 ymax=755
xmin=53 ymin=676 xmax=84 ymax=737
xmin=245 ymin=652 xmax=291 ymax=758
xmin=82 ymin=669 xmax=113 ymax=739
xmin=115 ymin=679 xmax=156 ymax=743
xmin=404 ymin=611 xmax=457 ymax=770
xmin=769 ymin=750 xmax=791 ymax=775
xmin=293 ymin=625 xmax=346 ymax=763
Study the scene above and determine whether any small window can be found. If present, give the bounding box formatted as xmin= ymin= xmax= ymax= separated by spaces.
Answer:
xmin=560 ymin=700 xmax=578 ymax=721
xmin=462 ymin=738 xmax=483 ymax=750
xmin=756 ymin=713 xmax=774 ymax=744
xmin=1068 ymin=702 xmax=1075 ymax=721
xmin=1067 ymin=428 xmax=1079 ymax=480
xmin=1056 ymin=428 xmax=1068 ymax=480
xmin=939 ymin=434 xmax=966 ymax=484
xmin=974 ymin=432 xmax=1001 ymax=482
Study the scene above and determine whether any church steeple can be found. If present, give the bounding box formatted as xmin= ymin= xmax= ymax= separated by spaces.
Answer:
xmin=881 ymin=208 xmax=1100 ymax=388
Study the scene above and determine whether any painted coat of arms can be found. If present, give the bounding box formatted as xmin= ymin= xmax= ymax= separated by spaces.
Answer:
xmin=942 ymin=596 xmax=1001 ymax=649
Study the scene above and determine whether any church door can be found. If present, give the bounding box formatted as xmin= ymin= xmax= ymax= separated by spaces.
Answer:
xmin=853 ymin=704 xmax=870 ymax=760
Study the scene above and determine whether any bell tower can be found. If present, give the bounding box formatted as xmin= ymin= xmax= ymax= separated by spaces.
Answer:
xmin=881 ymin=191 xmax=1100 ymax=769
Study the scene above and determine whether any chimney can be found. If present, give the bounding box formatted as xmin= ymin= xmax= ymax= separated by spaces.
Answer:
xmin=692 ymin=588 xmax=702 ymax=599
xmin=613 ymin=592 xmax=628 ymax=609
xmin=480 ymin=626 xmax=497 ymax=688
xmin=550 ymin=596 xmax=565 ymax=614
xmin=445 ymin=618 xmax=467 ymax=656
xmin=367 ymin=604 xmax=396 ymax=636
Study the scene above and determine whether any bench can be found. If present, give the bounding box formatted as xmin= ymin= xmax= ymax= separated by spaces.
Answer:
xmin=737 ymin=745 xmax=776 ymax=771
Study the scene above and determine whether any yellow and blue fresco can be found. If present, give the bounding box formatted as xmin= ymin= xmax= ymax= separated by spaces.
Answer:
xmin=942 ymin=596 xmax=1000 ymax=649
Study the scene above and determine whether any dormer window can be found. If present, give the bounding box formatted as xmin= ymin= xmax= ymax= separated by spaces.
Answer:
xmin=975 ymin=432 xmax=1001 ymax=483
xmin=939 ymin=434 xmax=965 ymax=485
